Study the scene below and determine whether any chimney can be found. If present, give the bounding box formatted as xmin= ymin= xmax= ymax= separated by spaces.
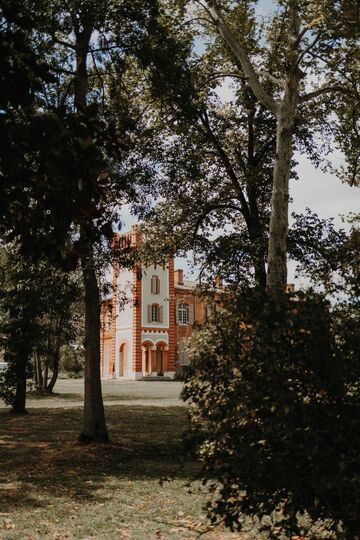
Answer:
xmin=174 ymin=269 xmax=184 ymax=286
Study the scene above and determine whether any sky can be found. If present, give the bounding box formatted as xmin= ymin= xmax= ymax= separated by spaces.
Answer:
xmin=121 ymin=0 xmax=360 ymax=287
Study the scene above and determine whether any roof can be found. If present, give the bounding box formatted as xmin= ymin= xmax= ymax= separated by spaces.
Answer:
xmin=175 ymin=280 xmax=197 ymax=291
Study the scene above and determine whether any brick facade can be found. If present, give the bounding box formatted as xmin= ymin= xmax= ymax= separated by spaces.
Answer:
xmin=100 ymin=227 xmax=208 ymax=379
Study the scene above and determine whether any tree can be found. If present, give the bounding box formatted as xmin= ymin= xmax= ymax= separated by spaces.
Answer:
xmin=32 ymin=268 xmax=83 ymax=394
xmin=0 ymin=0 xmax=159 ymax=439
xmin=0 ymin=245 xmax=83 ymax=410
xmin=0 ymin=246 xmax=43 ymax=413
xmin=187 ymin=0 xmax=360 ymax=297
xmin=133 ymin=3 xmax=275 ymax=288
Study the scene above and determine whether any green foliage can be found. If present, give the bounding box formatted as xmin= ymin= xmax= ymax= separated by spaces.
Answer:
xmin=183 ymin=289 xmax=360 ymax=539
xmin=60 ymin=344 xmax=85 ymax=378
xmin=0 ymin=245 xmax=83 ymax=404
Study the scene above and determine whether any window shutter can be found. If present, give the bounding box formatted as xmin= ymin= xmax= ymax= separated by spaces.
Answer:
xmin=175 ymin=303 xmax=179 ymax=324
xmin=148 ymin=304 xmax=152 ymax=323
xmin=151 ymin=277 xmax=154 ymax=294
xmin=178 ymin=340 xmax=184 ymax=365
xmin=188 ymin=304 xmax=194 ymax=325
xmin=157 ymin=277 xmax=160 ymax=294
xmin=159 ymin=305 xmax=163 ymax=323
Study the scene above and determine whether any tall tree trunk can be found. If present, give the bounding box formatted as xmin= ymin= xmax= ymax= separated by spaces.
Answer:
xmin=265 ymin=4 xmax=301 ymax=298
xmin=78 ymin=234 xmax=108 ymax=443
xmin=73 ymin=16 xmax=109 ymax=443
xmin=13 ymin=355 xmax=27 ymax=414
xmin=266 ymin=110 xmax=295 ymax=297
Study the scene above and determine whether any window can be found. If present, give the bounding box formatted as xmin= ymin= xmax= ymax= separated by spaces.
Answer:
xmin=151 ymin=275 xmax=160 ymax=294
xmin=148 ymin=304 xmax=163 ymax=323
xmin=178 ymin=303 xmax=189 ymax=325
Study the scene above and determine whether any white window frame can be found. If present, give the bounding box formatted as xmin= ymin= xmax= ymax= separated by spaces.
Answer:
xmin=178 ymin=303 xmax=189 ymax=325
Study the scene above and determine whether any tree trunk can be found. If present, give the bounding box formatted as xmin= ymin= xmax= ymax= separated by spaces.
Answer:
xmin=35 ymin=352 xmax=43 ymax=390
xmin=73 ymin=15 xmax=108 ymax=443
xmin=12 ymin=356 xmax=27 ymax=414
xmin=42 ymin=361 xmax=49 ymax=392
xmin=265 ymin=2 xmax=301 ymax=298
xmin=46 ymin=349 xmax=60 ymax=394
xmin=266 ymin=110 xmax=294 ymax=297
xmin=78 ymin=235 xmax=109 ymax=443
xmin=253 ymin=246 xmax=267 ymax=289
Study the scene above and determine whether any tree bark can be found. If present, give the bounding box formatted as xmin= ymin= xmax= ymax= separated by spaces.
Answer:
xmin=46 ymin=349 xmax=60 ymax=394
xmin=73 ymin=12 xmax=109 ymax=443
xmin=34 ymin=351 xmax=43 ymax=390
xmin=12 ymin=356 xmax=28 ymax=414
xmin=78 ymin=234 xmax=109 ymax=443
xmin=266 ymin=110 xmax=295 ymax=296
xmin=266 ymin=2 xmax=301 ymax=298
xmin=42 ymin=361 xmax=49 ymax=392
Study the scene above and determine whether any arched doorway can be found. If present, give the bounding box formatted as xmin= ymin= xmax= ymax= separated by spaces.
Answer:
xmin=119 ymin=343 xmax=127 ymax=377
xmin=142 ymin=341 xmax=154 ymax=376
xmin=155 ymin=342 xmax=168 ymax=376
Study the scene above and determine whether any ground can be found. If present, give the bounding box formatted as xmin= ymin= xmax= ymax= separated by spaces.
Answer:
xmin=0 ymin=379 xmax=247 ymax=540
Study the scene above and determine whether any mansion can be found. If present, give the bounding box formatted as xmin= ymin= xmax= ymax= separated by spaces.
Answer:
xmin=100 ymin=226 xmax=208 ymax=380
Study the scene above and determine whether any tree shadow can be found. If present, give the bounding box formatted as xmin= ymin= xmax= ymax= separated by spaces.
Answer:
xmin=0 ymin=405 xmax=199 ymax=513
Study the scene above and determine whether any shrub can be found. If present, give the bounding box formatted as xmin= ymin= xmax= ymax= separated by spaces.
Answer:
xmin=182 ymin=290 xmax=360 ymax=539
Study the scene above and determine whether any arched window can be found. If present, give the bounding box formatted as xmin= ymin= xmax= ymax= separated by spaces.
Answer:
xmin=178 ymin=303 xmax=189 ymax=325
xmin=151 ymin=275 xmax=160 ymax=294
xmin=148 ymin=303 xmax=163 ymax=323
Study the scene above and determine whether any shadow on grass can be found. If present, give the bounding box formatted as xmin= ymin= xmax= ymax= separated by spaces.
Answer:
xmin=27 ymin=392 xmax=83 ymax=401
xmin=0 ymin=405 xmax=198 ymax=513
xmin=26 ymin=393 xmax=181 ymax=402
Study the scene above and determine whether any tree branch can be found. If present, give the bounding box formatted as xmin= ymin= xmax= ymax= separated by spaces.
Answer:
xmin=296 ymin=32 xmax=322 ymax=66
xmin=51 ymin=34 xmax=76 ymax=50
xmin=198 ymin=108 xmax=251 ymax=225
xmin=261 ymin=71 xmax=285 ymax=89
xmin=205 ymin=3 xmax=279 ymax=116
xmin=300 ymin=85 xmax=356 ymax=102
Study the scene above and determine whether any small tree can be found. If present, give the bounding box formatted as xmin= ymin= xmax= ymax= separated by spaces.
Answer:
xmin=32 ymin=268 xmax=83 ymax=394
xmin=0 ymin=247 xmax=43 ymax=413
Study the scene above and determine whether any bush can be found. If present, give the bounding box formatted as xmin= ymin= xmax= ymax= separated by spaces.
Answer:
xmin=182 ymin=290 xmax=360 ymax=539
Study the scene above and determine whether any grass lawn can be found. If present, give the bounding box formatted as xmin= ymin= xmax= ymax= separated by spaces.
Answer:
xmin=0 ymin=381 xmax=243 ymax=540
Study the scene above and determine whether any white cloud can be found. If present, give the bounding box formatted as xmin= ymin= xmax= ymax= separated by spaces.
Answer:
xmin=290 ymin=153 xmax=358 ymax=227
